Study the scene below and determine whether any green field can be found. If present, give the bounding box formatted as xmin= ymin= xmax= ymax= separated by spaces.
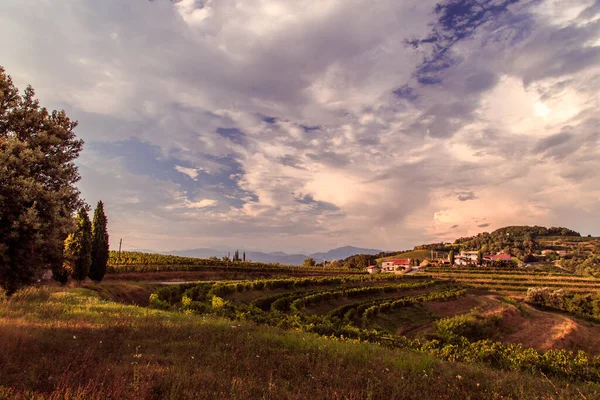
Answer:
xmin=146 ymin=272 xmax=600 ymax=386
xmin=424 ymin=267 xmax=600 ymax=292
xmin=376 ymin=249 xmax=443 ymax=264
xmin=107 ymin=251 xmax=359 ymax=275
xmin=3 ymin=283 xmax=600 ymax=399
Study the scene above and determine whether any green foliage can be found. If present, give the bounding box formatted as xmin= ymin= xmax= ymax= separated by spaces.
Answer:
xmin=106 ymin=251 xmax=354 ymax=273
xmin=433 ymin=309 xmax=501 ymax=343
xmin=303 ymin=257 xmax=316 ymax=267
xmin=289 ymin=281 xmax=437 ymax=313
xmin=51 ymin=261 xmax=71 ymax=285
xmin=6 ymin=287 xmax=600 ymax=399
xmin=378 ymin=249 xmax=441 ymax=263
xmin=151 ymin=275 xmax=600 ymax=384
xmin=449 ymin=250 xmax=455 ymax=265
xmin=342 ymin=254 xmax=375 ymax=269
xmin=64 ymin=208 xmax=92 ymax=283
xmin=575 ymin=255 xmax=600 ymax=277
xmin=525 ymin=287 xmax=600 ymax=322
xmin=89 ymin=200 xmax=109 ymax=282
xmin=360 ymin=289 xmax=466 ymax=322
xmin=454 ymin=225 xmax=580 ymax=259
xmin=0 ymin=66 xmax=84 ymax=293
xmin=211 ymin=296 xmax=228 ymax=308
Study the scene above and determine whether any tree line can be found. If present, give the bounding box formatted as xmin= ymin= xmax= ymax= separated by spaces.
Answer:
xmin=0 ymin=66 xmax=109 ymax=293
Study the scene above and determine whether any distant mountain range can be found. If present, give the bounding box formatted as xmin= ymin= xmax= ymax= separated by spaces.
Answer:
xmin=137 ymin=246 xmax=384 ymax=266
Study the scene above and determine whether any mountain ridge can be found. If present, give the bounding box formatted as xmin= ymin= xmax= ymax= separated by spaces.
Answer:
xmin=132 ymin=245 xmax=384 ymax=266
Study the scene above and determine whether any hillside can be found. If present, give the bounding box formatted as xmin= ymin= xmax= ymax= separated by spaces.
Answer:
xmin=376 ymin=249 xmax=446 ymax=264
xmin=454 ymin=225 xmax=581 ymax=253
xmin=1 ymin=286 xmax=598 ymax=399
xmin=378 ymin=225 xmax=600 ymax=276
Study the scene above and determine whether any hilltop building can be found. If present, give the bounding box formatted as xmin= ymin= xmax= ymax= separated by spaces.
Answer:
xmin=381 ymin=258 xmax=411 ymax=273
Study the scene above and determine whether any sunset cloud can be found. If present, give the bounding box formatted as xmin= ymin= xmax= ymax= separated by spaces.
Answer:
xmin=1 ymin=0 xmax=599 ymax=252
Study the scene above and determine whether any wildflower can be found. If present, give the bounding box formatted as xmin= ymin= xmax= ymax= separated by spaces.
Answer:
xmin=456 ymin=375 xmax=462 ymax=380
xmin=73 ymin=336 xmax=76 ymax=339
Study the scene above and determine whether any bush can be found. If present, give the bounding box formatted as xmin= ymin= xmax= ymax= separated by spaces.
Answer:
xmin=434 ymin=309 xmax=501 ymax=343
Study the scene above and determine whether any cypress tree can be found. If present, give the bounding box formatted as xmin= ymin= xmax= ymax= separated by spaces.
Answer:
xmin=89 ymin=201 xmax=109 ymax=282
xmin=243 ymin=252 xmax=246 ymax=262
xmin=64 ymin=208 xmax=92 ymax=284
xmin=449 ymin=250 xmax=455 ymax=266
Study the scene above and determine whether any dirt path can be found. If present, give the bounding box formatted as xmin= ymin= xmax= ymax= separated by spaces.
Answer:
xmin=498 ymin=302 xmax=600 ymax=355
xmin=419 ymin=292 xmax=600 ymax=355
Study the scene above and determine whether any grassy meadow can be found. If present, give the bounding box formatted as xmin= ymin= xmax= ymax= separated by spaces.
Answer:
xmin=2 ymin=285 xmax=600 ymax=399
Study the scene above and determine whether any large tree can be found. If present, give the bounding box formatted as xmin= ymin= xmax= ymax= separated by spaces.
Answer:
xmin=65 ymin=208 xmax=92 ymax=284
xmin=89 ymin=201 xmax=109 ymax=282
xmin=0 ymin=67 xmax=84 ymax=293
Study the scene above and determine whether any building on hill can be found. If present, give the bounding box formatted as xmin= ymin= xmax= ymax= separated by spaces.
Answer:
xmin=381 ymin=258 xmax=411 ymax=273
xmin=460 ymin=251 xmax=479 ymax=261
xmin=484 ymin=254 xmax=512 ymax=263
xmin=366 ymin=265 xmax=380 ymax=274
xmin=452 ymin=251 xmax=480 ymax=266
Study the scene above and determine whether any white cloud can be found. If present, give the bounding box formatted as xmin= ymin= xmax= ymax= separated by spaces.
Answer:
xmin=1 ymin=0 xmax=600 ymax=252
xmin=186 ymin=199 xmax=218 ymax=208
xmin=175 ymin=165 xmax=200 ymax=180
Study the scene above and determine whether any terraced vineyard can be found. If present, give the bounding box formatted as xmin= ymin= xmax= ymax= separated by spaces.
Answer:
xmin=107 ymin=251 xmax=359 ymax=275
xmin=151 ymin=273 xmax=600 ymax=383
xmin=424 ymin=267 xmax=600 ymax=292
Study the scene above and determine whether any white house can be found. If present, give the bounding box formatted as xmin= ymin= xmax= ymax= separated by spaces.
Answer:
xmin=381 ymin=258 xmax=411 ymax=273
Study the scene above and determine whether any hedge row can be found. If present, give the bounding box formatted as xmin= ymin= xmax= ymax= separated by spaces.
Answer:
xmin=289 ymin=281 xmax=436 ymax=313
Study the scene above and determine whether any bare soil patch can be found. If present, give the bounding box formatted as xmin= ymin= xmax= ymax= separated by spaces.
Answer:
xmin=498 ymin=302 xmax=600 ymax=355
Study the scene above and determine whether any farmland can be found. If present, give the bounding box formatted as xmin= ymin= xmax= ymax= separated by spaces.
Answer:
xmin=5 ymin=285 xmax=600 ymax=399
xmin=6 ymin=247 xmax=600 ymax=398
xmin=424 ymin=267 xmax=600 ymax=292
xmin=146 ymin=270 xmax=600 ymax=386
xmin=376 ymin=249 xmax=442 ymax=264
xmin=5 ymin=260 xmax=600 ymax=398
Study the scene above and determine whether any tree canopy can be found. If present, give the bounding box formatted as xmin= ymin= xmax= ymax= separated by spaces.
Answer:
xmin=64 ymin=208 xmax=92 ymax=283
xmin=0 ymin=66 xmax=84 ymax=293
xmin=89 ymin=201 xmax=109 ymax=282
xmin=453 ymin=225 xmax=580 ymax=257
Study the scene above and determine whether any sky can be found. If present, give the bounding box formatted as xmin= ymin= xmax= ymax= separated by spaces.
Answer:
xmin=1 ymin=0 xmax=600 ymax=253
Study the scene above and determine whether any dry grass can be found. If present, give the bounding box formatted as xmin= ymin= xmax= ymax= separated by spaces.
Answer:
xmin=1 ymin=286 xmax=599 ymax=399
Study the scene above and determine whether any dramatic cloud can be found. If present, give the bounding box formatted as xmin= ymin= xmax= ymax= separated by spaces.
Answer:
xmin=1 ymin=0 xmax=599 ymax=252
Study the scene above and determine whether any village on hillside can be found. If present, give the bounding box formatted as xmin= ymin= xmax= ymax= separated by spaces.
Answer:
xmin=366 ymin=249 xmax=566 ymax=274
